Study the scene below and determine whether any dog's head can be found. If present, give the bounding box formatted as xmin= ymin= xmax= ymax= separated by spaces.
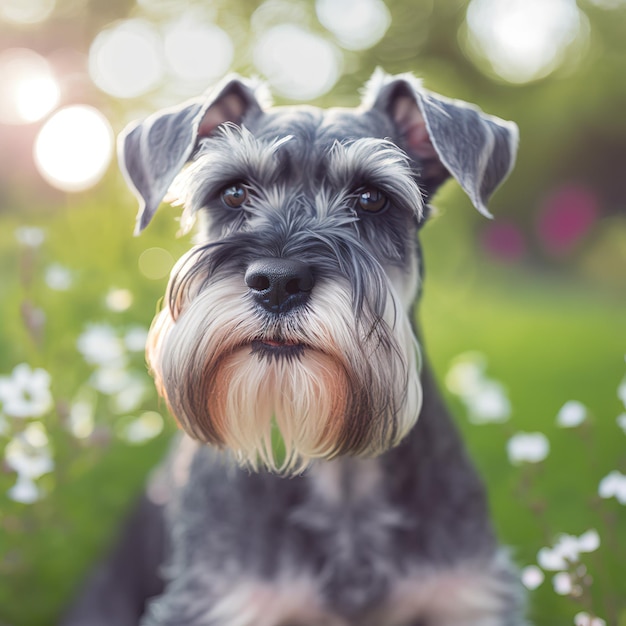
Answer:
xmin=119 ymin=70 xmax=518 ymax=472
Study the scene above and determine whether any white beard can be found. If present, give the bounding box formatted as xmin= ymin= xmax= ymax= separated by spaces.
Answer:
xmin=147 ymin=249 xmax=422 ymax=473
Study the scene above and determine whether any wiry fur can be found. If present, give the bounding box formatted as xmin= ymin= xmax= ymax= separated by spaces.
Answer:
xmin=149 ymin=125 xmax=424 ymax=472
xmin=61 ymin=71 xmax=524 ymax=626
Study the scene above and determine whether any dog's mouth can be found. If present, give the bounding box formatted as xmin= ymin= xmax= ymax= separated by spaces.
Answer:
xmin=250 ymin=338 xmax=307 ymax=360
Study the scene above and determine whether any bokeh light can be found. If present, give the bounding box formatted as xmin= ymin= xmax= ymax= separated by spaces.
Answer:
xmin=105 ymin=289 xmax=133 ymax=312
xmin=0 ymin=0 xmax=55 ymax=25
xmin=34 ymin=105 xmax=114 ymax=192
xmin=0 ymin=49 xmax=60 ymax=125
xmin=465 ymin=0 xmax=583 ymax=83
xmin=251 ymin=0 xmax=309 ymax=32
xmin=138 ymin=247 xmax=175 ymax=280
xmin=136 ymin=0 xmax=183 ymax=14
xmin=316 ymin=0 xmax=390 ymax=51
xmin=89 ymin=19 xmax=163 ymax=98
xmin=253 ymin=24 xmax=340 ymax=100
xmin=164 ymin=17 xmax=233 ymax=84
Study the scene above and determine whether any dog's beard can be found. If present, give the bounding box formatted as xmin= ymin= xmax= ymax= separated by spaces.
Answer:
xmin=147 ymin=255 xmax=422 ymax=473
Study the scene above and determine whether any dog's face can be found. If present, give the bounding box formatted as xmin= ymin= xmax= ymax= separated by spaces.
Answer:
xmin=119 ymin=71 xmax=518 ymax=473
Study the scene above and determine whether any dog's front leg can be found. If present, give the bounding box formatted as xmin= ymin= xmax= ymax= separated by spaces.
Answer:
xmin=59 ymin=493 xmax=166 ymax=626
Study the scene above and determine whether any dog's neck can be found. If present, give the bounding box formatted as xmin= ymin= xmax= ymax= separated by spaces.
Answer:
xmin=298 ymin=348 xmax=496 ymax=588
xmin=304 ymin=349 xmax=497 ymax=560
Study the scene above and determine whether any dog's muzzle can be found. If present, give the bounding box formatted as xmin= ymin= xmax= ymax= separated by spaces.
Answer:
xmin=145 ymin=244 xmax=423 ymax=474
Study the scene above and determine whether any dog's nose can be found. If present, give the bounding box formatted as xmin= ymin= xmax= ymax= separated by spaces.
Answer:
xmin=245 ymin=258 xmax=314 ymax=313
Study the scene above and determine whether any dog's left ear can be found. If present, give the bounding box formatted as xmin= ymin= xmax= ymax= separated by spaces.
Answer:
xmin=118 ymin=75 xmax=264 ymax=234
xmin=365 ymin=72 xmax=519 ymax=217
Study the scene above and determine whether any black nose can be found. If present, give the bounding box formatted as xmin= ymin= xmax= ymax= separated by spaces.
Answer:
xmin=245 ymin=258 xmax=315 ymax=314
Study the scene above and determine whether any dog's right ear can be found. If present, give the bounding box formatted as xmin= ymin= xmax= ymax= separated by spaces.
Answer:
xmin=118 ymin=76 xmax=264 ymax=234
xmin=364 ymin=70 xmax=518 ymax=218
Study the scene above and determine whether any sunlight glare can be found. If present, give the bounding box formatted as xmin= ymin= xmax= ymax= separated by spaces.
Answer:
xmin=253 ymin=25 xmax=340 ymax=100
xmin=0 ymin=49 xmax=60 ymax=125
xmin=0 ymin=0 xmax=55 ymax=25
xmin=34 ymin=106 xmax=114 ymax=192
xmin=466 ymin=0 xmax=582 ymax=83
xmin=164 ymin=17 xmax=233 ymax=83
xmin=89 ymin=19 xmax=163 ymax=98
xmin=316 ymin=0 xmax=390 ymax=51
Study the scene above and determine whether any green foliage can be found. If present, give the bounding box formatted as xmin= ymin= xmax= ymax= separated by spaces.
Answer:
xmin=1 ymin=0 xmax=626 ymax=624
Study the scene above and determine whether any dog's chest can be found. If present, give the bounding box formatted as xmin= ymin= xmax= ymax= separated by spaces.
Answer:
xmin=203 ymin=568 xmax=511 ymax=626
xmin=150 ymin=448 xmax=512 ymax=626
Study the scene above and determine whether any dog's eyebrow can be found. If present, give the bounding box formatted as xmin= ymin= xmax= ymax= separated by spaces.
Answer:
xmin=326 ymin=139 xmax=424 ymax=218
xmin=171 ymin=125 xmax=292 ymax=211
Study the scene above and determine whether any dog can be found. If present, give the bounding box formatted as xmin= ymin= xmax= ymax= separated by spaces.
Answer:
xmin=62 ymin=70 xmax=522 ymax=626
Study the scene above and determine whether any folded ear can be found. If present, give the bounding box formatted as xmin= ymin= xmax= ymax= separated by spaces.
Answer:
xmin=365 ymin=71 xmax=519 ymax=217
xmin=118 ymin=76 xmax=264 ymax=234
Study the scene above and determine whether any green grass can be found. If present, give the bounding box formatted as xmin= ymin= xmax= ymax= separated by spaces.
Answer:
xmin=421 ymin=270 xmax=626 ymax=625
xmin=0 ymin=191 xmax=624 ymax=625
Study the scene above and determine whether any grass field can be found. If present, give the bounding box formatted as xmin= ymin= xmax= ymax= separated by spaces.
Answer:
xmin=0 ymin=190 xmax=624 ymax=625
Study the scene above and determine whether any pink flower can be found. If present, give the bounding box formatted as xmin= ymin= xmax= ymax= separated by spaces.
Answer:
xmin=537 ymin=184 xmax=598 ymax=255
xmin=480 ymin=220 xmax=526 ymax=263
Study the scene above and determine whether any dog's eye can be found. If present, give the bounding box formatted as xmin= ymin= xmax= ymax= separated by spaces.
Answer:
xmin=357 ymin=187 xmax=387 ymax=213
xmin=221 ymin=183 xmax=248 ymax=209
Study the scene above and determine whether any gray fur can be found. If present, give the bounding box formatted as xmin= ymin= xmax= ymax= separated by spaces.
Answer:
xmin=120 ymin=70 xmax=517 ymax=233
xmin=137 ymin=366 xmax=525 ymax=625
xmin=61 ymin=71 xmax=524 ymax=626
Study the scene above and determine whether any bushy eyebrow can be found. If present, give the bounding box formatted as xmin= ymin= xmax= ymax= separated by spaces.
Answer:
xmin=171 ymin=130 xmax=424 ymax=224
xmin=326 ymin=139 xmax=424 ymax=219
xmin=171 ymin=125 xmax=292 ymax=210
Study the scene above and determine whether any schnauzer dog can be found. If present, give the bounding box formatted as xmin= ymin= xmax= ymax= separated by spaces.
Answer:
xmin=62 ymin=70 xmax=521 ymax=626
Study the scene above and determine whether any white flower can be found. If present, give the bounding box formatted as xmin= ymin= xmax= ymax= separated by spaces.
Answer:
xmin=617 ymin=413 xmax=626 ymax=434
xmin=575 ymin=612 xmax=606 ymax=626
xmin=110 ymin=375 xmax=149 ymax=413
xmin=618 ymin=375 xmax=626 ymax=408
xmin=465 ymin=380 xmax=511 ymax=424
xmin=577 ymin=529 xmax=600 ymax=552
xmin=507 ymin=432 xmax=549 ymax=465
xmin=446 ymin=352 xmax=511 ymax=423
xmin=446 ymin=353 xmax=486 ymax=396
xmin=0 ymin=363 xmax=53 ymax=418
xmin=0 ymin=413 xmax=9 ymax=436
xmin=15 ymin=226 xmax=45 ymax=248
xmin=116 ymin=411 xmax=163 ymax=444
xmin=90 ymin=364 xmax=133 ymax=395
xmin=8 ymin=475 xmax=41 ymax=504
xmin=556 ymin=400 xmax=587 ymax=428
xmin=553 ymin=571 xmax=573 ymax=595
xmin=538 ymin=545 xmax=568 ymax=571
xmin=45 ymin=264 xmax=73 ymax=291
xmin=105 ymin=288 xmax=133 ymax=312
xmin=4 ymin=422 xmax=54 ymax=479
xmin=77 ymin=324 xmax=126 ymax=366
xmin=598 ymin=470 xmax=626 ymax=504
xmin=521 ymin=565 xmax=544 ymax=590
xmin=124 ymin=326 xmax=149 ymax=352
xmin=537 ymin=530 xmax=601 ymax=571
xmin=68 ymin=400 xmax=95 ymax=439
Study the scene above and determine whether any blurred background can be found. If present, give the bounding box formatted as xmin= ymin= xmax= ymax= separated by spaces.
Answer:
xmin=0 ymin=0 xmax=625 ymax=624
